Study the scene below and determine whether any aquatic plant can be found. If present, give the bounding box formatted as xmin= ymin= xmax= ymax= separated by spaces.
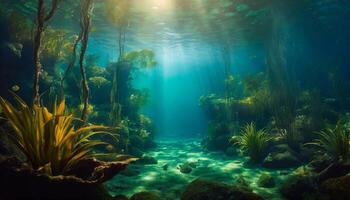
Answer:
xmin=243 ymin=72 xmax=267 ymax=94
xmin=234 ymin=122 xmax=271 ymax=163
xmin=123 ymin=49 xmax=157 ymax=69
xmin=307 ymin=123 xmax=350 ymax=162
xmin=89 ymin=76 xmax=110 ymax=88
xmin=0 ymin=95 xmax=109 ymax=175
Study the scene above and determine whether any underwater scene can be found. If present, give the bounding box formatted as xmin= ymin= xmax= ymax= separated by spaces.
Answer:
xmin=0 ymin=0 xmax=350 ymax=199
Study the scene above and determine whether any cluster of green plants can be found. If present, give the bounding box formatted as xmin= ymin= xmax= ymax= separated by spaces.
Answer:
xmin=233 ymin=122 xmax=271 ymax=163
xmin=307 ymin=122 xmax=350 ymax=162
xmin=0 ymin=95 xmax=110 ymax=175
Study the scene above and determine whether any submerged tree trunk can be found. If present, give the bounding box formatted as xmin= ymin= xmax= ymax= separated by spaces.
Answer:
xmin=79 ymin=0 xmax=94 ymax=121
xmin=110 ymin=27 xmax=126 ymax=126
xmin=32 ymin=0 xmax=59 ymax=105
xmin=59 ymin=33 xmax=82 ymax=101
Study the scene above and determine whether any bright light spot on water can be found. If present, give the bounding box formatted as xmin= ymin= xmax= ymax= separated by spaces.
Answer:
xmin=150 ymin=0 xmax=173 ymax=12
xmin=141 ymin=172 xmax=158 ymax=181
xmin=223 ymin=163 xmax=240 ymax=170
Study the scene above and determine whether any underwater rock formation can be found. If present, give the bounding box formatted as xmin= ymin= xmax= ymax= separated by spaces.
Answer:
xmin=320 ymin=175 xmax=350 ymax=200
xmin=181 ymin=179 xmax=264 ymax=200
xmin=0 ymin=155 xmax=136 ymax=199
xmin=178 ymin=163 xmax=193 ymax=174
xmin=257 ymin=173 xmax=275 ymax=188
xmin=279 ymin=174 xmax=317 ymax=200
xmin=262 ymin=144 xmax=301 ymax=168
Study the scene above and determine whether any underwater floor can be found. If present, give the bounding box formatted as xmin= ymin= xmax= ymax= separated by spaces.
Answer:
xmin=105 ymin=139 xmax=294 ymax=200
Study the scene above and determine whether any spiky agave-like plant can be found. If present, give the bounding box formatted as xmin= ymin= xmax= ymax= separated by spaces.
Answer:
xmin=307 ymin=123 xmax=350 ymax=162
xmin=234 ymin=122 xmax=271 ymax=163
xmin=0 ymin=95 xmax=109 ymax=175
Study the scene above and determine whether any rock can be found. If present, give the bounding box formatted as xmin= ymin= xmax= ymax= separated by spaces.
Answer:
xmin=225 ymin=147 xmax=237 ymax=157
xmin=257 ymin=173 xmax=275 ymax=188
xmin=162 ymin=163 xmax=169 ymax=171
xmin=279 ymin=175 xmax=317 ymax=200
xmin=181 ymin=179 xmax=264 ymax=200
xmin=178 ymin=163 xmax=192 ymax=174
xmin=263 ymin=146 xmax=301 ymax=169
xmin=321 ymin=175 xmax=350 ymax=200
xmin=136 ymin=155 xmax=158 ymax=165
xmin=130 ymin=192 xmax=161 ymax=200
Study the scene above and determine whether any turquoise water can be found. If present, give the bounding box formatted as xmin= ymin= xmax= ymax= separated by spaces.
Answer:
xmin=1 ymin=0 xmax=350 ymax=199
xmin=105 ymin=139 xmax=292 ymax=199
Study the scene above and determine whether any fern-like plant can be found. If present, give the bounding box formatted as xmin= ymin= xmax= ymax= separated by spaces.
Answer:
xmin=307 ymin=123 xmax=350 ymax=162
xmin=234 ymin=122 xmax=271 ymax=163
xmin=0 ymin=95 xmax=109 ymax=175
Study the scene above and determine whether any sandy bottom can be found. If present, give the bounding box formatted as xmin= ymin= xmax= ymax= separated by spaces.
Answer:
xmin=105 ymin=139 xmax=293 ymax=199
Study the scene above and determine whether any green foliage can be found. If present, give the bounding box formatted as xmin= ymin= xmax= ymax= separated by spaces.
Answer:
xmin=234 ymin=122 xmax=271 ymax=163
xmin=308 ymin=123 xmax=350 ymax=162
xmin=243 ymin=72 xmax=267 ymax=94
xmin=123 ymin=49 xmax=157 ymax=69
xmin=0 ymin=95 xmax=109 ymax=176
xmin=42 ymin=28 xmax=75 ymax=62
xmin=129 ymin=89 xmax=149 ymax=108
xmin=89 ymin=76 xmax=110 ymax=88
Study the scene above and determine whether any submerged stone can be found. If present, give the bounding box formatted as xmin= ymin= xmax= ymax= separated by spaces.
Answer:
xmin=257 ymin=173 xmax=275 ymax=188
xmin=279 ymin=175 xmax=317 ymax=200
xmin=321 ymin=175 xmax=350 ymax=200
xmin=178 ymin=163 xmax=192 ymax=174
xmin=181 ymin=179 xmax=264 ymax=200
xmin=263 ymin=145 xmax=301 ymax=168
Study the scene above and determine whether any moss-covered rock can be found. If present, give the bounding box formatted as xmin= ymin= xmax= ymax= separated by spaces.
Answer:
xmin=178 ymin=163 xmax=192 ymax=174
xmin=263 ymin=144 xmax=301 ymax=168
xmin=279 ymin=175 xmax=317 ymax=200
xmin=321 ymin=175 xmax=350 ymax=200
xmin=181 ymin=179 xmax=264 ymax=200
xmin=257 ymin=173 xmax=275 ymax=188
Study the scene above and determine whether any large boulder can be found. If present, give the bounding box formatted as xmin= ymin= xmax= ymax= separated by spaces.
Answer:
xmin=320 ymin=175 xmax=350 ymax=200
xmin=279 ymin=175 xmax=317 ymax=200
xmin=263 ymin=144 xmax=301 ymax=168
xmin=181 ymin=179 xmax=264 ymax=200
xmin=257 ymin=173 xmax=275 ymax=188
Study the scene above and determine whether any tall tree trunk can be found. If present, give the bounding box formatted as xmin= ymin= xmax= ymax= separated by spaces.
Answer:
xmin=79 ymin=0 xmax=94 ymax=121
xmin=59 ymin=33 xmax=82 ymax=100
xmin=32 ymin=0 xmax=59 ymax=105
